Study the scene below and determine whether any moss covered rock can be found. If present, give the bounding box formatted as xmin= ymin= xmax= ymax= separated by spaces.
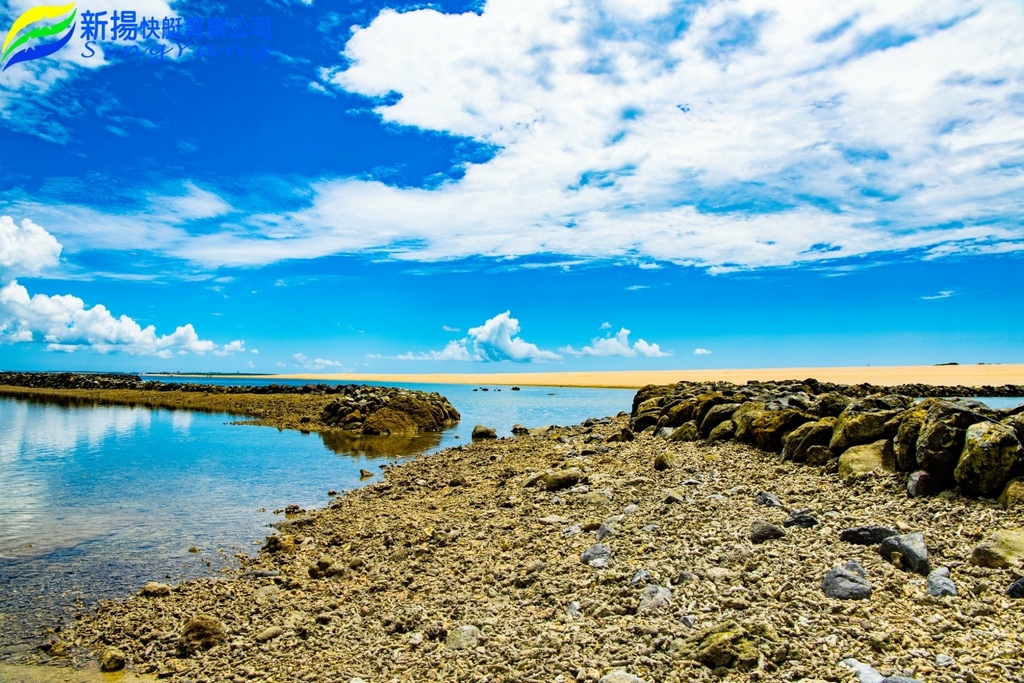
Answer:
xmin=707 ymin=419 xmax=736 ymax=444
xmin=749 ymin=409 xmax=812 ymax=452
xmin=998 ymin=478 xmax=1024 ymax=511
xmin=969 ymin=528 xmax=1024 ymax=568
xmin=915 ymin=401 xmax=986 ymax=475
xmin=668 ymin=421 xmax=700 ymax=442
xmin=838 ymin=439 xmax=895 ymax=479
xmin=782 ymin=418 xmax=836 ymax=462
xmin=954 ymin=421 xmax=1023 ymax=498
xmin=829 ymin=410 xmax=899 ymax=451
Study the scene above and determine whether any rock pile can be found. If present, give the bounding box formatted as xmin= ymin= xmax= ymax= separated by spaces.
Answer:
xmin=631 ymin=379 xmax=1024 ymax=501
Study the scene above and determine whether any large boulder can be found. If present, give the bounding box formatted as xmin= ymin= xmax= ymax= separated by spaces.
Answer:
xmin=668 ymin=421 xmax=700 ymax=442
xmin=894 ymin=407 xmax=928 ymax=471
xmin=838 ymin=440 xmax=895 ymax=479
xmin=1001 ymin=413 xmax=1024 ymax=445
xmin=692 ymin=393 xmax=736 ymax=428
xmin=829 ymin=409 xmax=900 ymax=451
xmin=362 ymin=407 xmax=419 ymax=436
xmin=749 ymin=409 xmax=813 ymax=452
xmin=998 ymin=478 xmax=1024 ymax=510
xmin=915 ymin=401 xmax=987 ymax=476
xmin=700 ymin=403 xmax=740 ymax=437
xmin=781 ymin=418 xmax=835 ymax=462
xmin=632 ymin=395 xmax=667 ymax=431
xmin=810 ymin=392 xmax=851 ymax=417
xmin=953 ymin=421 xmax=1023 ymax=497
xmin=732 ymin=403 xmax=768 ymax=443
xmin=969 ymin=528 xmax=1024 ymax=569
xmin=707 ymin=419 xmax=736 ymax=443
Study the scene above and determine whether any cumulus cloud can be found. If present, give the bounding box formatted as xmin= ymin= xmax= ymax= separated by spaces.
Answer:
xmin=693 ymin=348 xmax=713 ymax=355
xmin=399 ymin=311 xmax=560 ymax=362
xmin=0 ymin=217 xmax=236 ymax=357
xmin=561 ymin=327 xmax=670 ymax=358
xmin=292 ymin=353 xmax=344 ymax=370
xmin=152 ymin=0 xmax=1024 ymax=270
xmin=0 ymin=216 xmax=61 ymax=278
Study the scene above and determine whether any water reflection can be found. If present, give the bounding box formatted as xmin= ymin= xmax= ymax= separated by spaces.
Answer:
xmin=319 ymin=429 xmax=443 ymax=458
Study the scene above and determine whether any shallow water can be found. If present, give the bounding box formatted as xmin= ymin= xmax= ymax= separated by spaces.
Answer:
xmin=0 ymin=382 xmax=636 ymax=650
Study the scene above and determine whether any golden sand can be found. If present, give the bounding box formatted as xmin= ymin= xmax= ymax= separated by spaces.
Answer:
xmin=259 ymin=364 xmax=1024 ymax=389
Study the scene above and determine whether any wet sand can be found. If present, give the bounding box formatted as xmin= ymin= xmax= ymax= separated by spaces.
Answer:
xmin=260 ymin=365 xmax=1024 ymax=389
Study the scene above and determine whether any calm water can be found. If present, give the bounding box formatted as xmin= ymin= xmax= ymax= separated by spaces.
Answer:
xmin=0 ymin=381 xmax=635 ymax=649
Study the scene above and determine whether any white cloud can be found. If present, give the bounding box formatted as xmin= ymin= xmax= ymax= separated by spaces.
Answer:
xmin=921 ymin=290 xmax=954 ymax=300
xmin=155 ymin=183 xmax=233 ymax=220
xmin=626 ymin=285 xmax=650 ymax=291
xmin=251 ymin=348 xmax=260 ymax=354
xmin=0 ymin=216 xmax=62 ymax=279
xmin=441 ymin=324 xmax=461 ymax=332
xmin=157 ymin=0 xmax=1023 ymax=270
xmin=213 ymin=339 xmax=246 ymax=356
xmin=561 ymin=327 xmax=670 ymax=358
xmin=247 ymin=361 xmax=255 ymax=369
xmin=693 ymin=348 xmax=713 ymax=355
xmin=292 ymin=352 xmax=344 ymax=370
xmin=400 ymin=310 xmax=560 ymax=362
xmin=600 ymin=321 xmax=611 ymax=329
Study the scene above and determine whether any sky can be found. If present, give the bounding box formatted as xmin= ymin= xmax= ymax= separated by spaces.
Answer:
xmin=0 ymin=0 xmax=1022 ymax=374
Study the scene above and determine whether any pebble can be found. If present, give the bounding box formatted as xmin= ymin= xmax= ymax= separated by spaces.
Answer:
xmin=878 ymin=532 xmax=930 ymax=575
xmin=840 ymin=525 xmax=898 ymax=545
xmin=630 ymin=569 xmax=653 ymax=587
xmin=636 ymin=584 xmax=672 ymax=615
xmin=99 ymin=647 xmax=126 ymax=672
xmin=935 ymin=654 xmax=955 ymax=667
xmin=566 ymin=601 xmax=582 ymax=618
xmin=580 ymin=544 xmax=611 ymax=568
xmin=822 ymin=563 xmax=873 ymax=600
xmin=926 ymin=567 xmax=957 ymax=597
xmin=444 ymin=624 xmax=481 ymax=650
xmin=1007 ymin=577 xmax=1024 ymax=598
xmin=254 ymin=626 xmax=284 ymax=643
xmin=753 ymin=490 xmax=783 ymax=508
xmin=750 ymin=520 xmax=786 ymax=544
xmin=595 ymin=521 xmax=615 ymax=541
xmin=782 ymin=509 xmax=818 ymax=528
xmin=562 ymin=524 xmax=582 ymax=537
xmin=842 ymin=658 xmax=884 ymax=683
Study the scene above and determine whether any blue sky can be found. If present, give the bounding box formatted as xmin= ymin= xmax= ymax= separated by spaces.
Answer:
xmin=0 ymin=0 xmax=1022 ymax=373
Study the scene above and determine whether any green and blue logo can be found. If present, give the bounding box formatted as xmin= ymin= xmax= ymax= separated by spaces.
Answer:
xmin=2 ymin=3 xmax=77 ymax=71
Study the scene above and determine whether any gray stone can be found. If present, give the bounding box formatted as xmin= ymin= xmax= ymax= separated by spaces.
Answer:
xmin=878 ymin=532 xmax=930 ymax=575
xmin=636 ymin=584 xmax=672 ymax=615
xmin=782 ymin=510 xmax=818 ymax=528
xmin=881 ymin=678 xmax=923 ymax=683
xmin=926 ymin=568 xmax=957 ymax=597
xmin=630 ymin=569 xmax=653 ymax=587
xmin=822 ymin=566 xmax=873 ymax=600
xmin=750 ymin=521 xmax=786 ymax=544
xmin=598 ymin=672 xmax=649 ymax=683
xmin=842 ymin=658 xmax=884 ymax=683
xmin=654 ymin=426 xmax=674 ymax=439
xmin=753 ymin=491 xmax=783 ymax=508
xmin=1007 ymin=577 xmax=1024 ymax=598
xmin=445 ymin=624 xmax=481 ymax=650
xmin=581 ymin=544 xmax=611 ymax=568
xmin=562 ymin=524 xmax=582 ymax=537
xmin=595 ymin=521 xmax=615 ymax=542
xmin=840 ymin=526 xmax=898 ymax=545
xmin=907 ymin=470 xmax=943 ymax=497
xmin=935 ymin=654 xmax=955 ymax=667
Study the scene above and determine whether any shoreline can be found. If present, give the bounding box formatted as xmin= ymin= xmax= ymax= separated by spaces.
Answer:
xmin=172 ymin=364 xmax=1024 ymax=389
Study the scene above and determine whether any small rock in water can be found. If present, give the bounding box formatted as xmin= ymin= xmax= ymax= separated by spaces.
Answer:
xmin=359 ymin=469 xmax=373 ymax=479
xmin=782 ymin=509 xmax=818 ymax=528
xmin=630 ymin=569 xmax=653 ymax=587
xmin=879 ymin=532 xmax=930 ymax=575
xmin=581 ymin=544 xmax=611 ymax=568
xmin=636 ymin=584 xmax=672 ymax=615
xmin=753 ymin=491 xmax=783 ymax=508
xmin=926 ymin=567 xmax=957 ymax=597
xmin=822 ymin=564 xmax=873 ymax=600
xmin=471 ymin=425 xmax=497 ymax=439
xmin=750 ymin=521 xmax=786 ymax=544
xmin=840 ymin=525 xmax=897 ymax=545
xmin=99 ymin=647 xmax=126 ymax=672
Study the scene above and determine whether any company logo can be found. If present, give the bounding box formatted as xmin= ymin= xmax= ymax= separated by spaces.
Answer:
xmin=2 ymin=3 xmax=77 ymax=71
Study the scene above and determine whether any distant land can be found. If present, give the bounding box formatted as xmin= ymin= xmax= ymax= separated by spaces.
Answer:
xmin=142 ymin=364 xmax=1024 ymax=389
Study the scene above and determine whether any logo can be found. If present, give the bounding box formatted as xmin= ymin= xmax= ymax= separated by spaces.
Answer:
xmin=2 ymin=3 xmax=77 ymax=71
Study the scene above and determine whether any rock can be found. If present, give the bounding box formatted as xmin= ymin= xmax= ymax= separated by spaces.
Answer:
xmin=598 ymin=672 xmax=648 ymax=683
xmin=753 ymin=490 xmax=783 ymax=508
xmin=821 ymin=565 xmax=873 ymax=600
xmin=567 ymin=601 xmax=583 ymax=617
xmin=750 ymin=521 xmax=785 ymax=544
xmin=782 ymin=510 xmax=818 ymax=528
xmin=254 ymin=625 xmax=284 ymax=643
xmin=699 ymin=403 xmax=740 ymax=436
xmin=881 ymin=678 xmax=924 ymax=683
xmin=668 ymin=421 xmax=700 ymax=442
xmin=811 ymin=392 xmax=851 ymax=417
xmin=926 ymin=568 xmax=957 ymax=597
xmin=879 ymin=532 xmax=930 ymax=575
xmin=445 ymin=624 xmax=481 ymax=650
xmin=664 ymin=488 xmax=686 ymax=504
xmin=907 ymin=470 xmax=943 ymax=497
xmin=749 ymin=409 xmax=812 ymax=452
xmin=843 ymin=558 xmax=867 ymax=577
xmin=935 ymin=654 xmax=955 ymax=667
xmin=838 ymin=439 xmax=895 ymax=479
xmin=177 ymin=615 xmax=228 ymax=656
xmin=915 ymin=401 xmax=986 ymax=475
xmin=636 ymin=584 xmax=672 ymax=615
xmin=471 ymin=425 xmax=498 ymax=439
xmin=539 ymin=468 xmax=584 ymax=492
xmin=969 ymin=528 xmax=1024 ymax=568
xmin=692 ymin=621 xmax=760 ymax=671
xmin=623 ymin=570 xmax=651 ymax=589
xmin=894 ymin=408 xmax=927 ymax=470
xmin=606 ymin=427 xmax=635 ymax=443
xmin=998 ymin=477 xmax=1024 ymax=510
xmin=1007 ymin=578 xmax=1024 ymax=598
xmin=511 ymin=424 xmax=529 ymax=435
xmin=581 ymin=544 xmax=611 ymax=568
xmin=706 ymin=420 xmax=736 ymax=443
xmin=954 ymin=421 xmax=1023 ymax=497
xmin=732 ymin=402 xmax=768 ymax=443
xmin=840 ymin=526 xmax=897 ymax=545
xmin=595 ymin=520 xmax=615 ymax=542
xmin=830 ymin=410 xmax=899 ymax=451
xmin=362 ymin=407 xmax=419 ymax=435
xmin=842 ymin=658 xmax=884 ymax=683
xmin=653 ymin=452 xmax=678 ymax=471
xmin=99 ymin=647 xmax=126 ymax=672
xmin=805 ymin=444 xmax=833 ymax=466
xmin=781 ymin=418 xmax=835 ymax=462
xmin=139 ymin=582 xmax=172 ymax=597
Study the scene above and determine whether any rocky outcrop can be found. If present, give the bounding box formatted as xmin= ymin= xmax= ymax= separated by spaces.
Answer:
xmin=629 ymin=379 xmax=1023 ymax=500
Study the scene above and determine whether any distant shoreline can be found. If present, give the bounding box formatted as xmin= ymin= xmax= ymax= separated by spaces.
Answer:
xmin=148 ymin=364 xmax=1024 ymax=390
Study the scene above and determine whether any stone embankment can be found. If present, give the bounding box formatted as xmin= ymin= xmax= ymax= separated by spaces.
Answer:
xmin=0 ymin=372 xmax=459 ymax=435
xmin=631 ymin=379 xmax=1024 ymax=503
